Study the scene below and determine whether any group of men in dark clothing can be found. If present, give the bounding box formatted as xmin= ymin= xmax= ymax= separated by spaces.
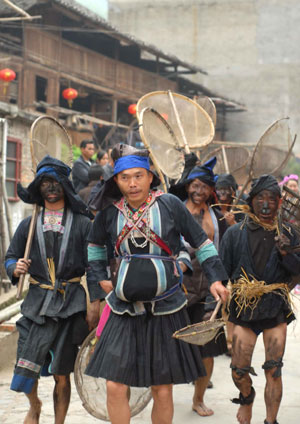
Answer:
xmin=4 ymin=142 xmax=300 ymax=424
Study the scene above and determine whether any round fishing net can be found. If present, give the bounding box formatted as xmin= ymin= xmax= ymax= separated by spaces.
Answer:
xmin=30 ymin=116 xmax=73 ymax=169
xmin=137 ymin=91 xmax=215 ymax=150
xmin=173 ymin=319 xmax=225 ymax=346
xmin=202 ymin=145 xmax=250 ymax=183
xmin=194 ymin=96 xmax=217 ymax=127
xmin=139 ymin=107 xmax=185 ymax=181
xmin=74 ymin=329 xmax=152 ymax=421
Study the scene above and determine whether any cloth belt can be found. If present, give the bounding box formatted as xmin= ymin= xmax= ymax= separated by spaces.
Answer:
xmin=29 ymin=276 xmax=81 ymax=295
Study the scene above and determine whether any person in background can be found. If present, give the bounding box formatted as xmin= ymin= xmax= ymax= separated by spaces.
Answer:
xmin=215 ymin=173 xmax=245 ymax=355
xmin=78 ymin=165 xmax=104 ymax=214
xmin=96 ymin=149 xmax=109 ymax=167
xmin=279 ymin=174 xmax=299 ymax=194
xmin=170 ymin=157 xmax=228 ymax=417
xmin=72 ymin=140 xmax=95 ymax=193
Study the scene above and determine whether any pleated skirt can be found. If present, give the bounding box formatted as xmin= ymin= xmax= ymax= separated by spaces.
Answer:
xmin=85 ymin=306 xmax=206 ymax=387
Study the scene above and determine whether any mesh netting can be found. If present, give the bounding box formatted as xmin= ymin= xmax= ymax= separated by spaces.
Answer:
xmin=173 ymin=319 xmax=225 ymax=346
xmin=30 ymin=116 xmax=73 ymax=169
xmin=74 ymin=329 xmax=152 ymax=421
xmin=251 ymin=118 xmax=293 ymax=178
xmin=194 ymin=96 xmax=217 ymax=127
xmin=137 ymin=91 xmax=215 ymax=150
xmin=201 ymin=145 xmax=250 ymax=183
xmin=281 ymin=185 xmax=300 ymax=237
xmin=139 ymin=107 xmax=185 ymax=180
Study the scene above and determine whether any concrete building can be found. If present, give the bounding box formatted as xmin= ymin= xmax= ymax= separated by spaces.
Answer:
xmin=109 ymin=0 xmax=300 ymax=152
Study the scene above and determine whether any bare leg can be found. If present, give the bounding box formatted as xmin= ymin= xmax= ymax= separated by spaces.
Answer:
xmin=24 ymin=380 xmax=42 ymax=424
xmin=192 ymin=357 xmax=214 ymax=416
xmin=106 ymin=380 xmax=130 ymax=424
xmin=151 ymin=384 xmax=173 ymax=424
xmin=226 ymin=321 xmax=235 ymax=354
xmin=263 ymin=323 xmax=287 ymax=424
xmin=231 ymin=325 xmax=257 ymax=424
xmin=53 ymin=375 xmax=71 ymax=424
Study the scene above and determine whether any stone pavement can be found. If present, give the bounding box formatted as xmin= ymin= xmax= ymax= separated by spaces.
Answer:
xmin=1 ymin=296 xmax=300 ymax=423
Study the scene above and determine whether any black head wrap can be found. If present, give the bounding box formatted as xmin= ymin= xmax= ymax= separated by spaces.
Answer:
xmin=17 ymin=155 xmax=90 ymax=216
xmin=215 ymin=173 xmax=238 ymax=192
xmin=247 ymin=174 xmax=281 ymax=205
xmin=91 ymin=143 xmax=161 ymax=211
xmin=169 ymin=156 xmax=217 ymax=201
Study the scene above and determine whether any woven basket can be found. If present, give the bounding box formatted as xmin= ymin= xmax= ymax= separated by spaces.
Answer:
xmin=172 ymin=318 xmax=225 ymax=346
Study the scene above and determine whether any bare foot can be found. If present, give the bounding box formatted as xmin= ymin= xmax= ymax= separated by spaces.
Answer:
xmin=24 ymin=399 xmax=42 ymax=424
xmin=236 ymin=404 xmax=252 ymax=424
xmin=192 ymin=402 xmax=214 ymax=416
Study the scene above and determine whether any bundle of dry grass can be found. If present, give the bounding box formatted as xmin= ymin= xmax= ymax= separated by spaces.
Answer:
xmin=230 ymin=269 xmax=292 ymax=318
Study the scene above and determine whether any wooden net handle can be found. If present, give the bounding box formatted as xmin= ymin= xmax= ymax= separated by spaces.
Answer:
xmin=16 ymin=205 xmax=39 ymax=299
xmin=210 ymin=299 xmax=222 ymax=321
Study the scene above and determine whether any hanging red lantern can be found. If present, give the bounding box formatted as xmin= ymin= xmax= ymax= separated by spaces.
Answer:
xmin=62 ymin=87 xmax=78 ymax=108
xmin=0 ymin=68 xmax=16 ymax=95
xmin=128 ymin=103 xmax=137 ymax=115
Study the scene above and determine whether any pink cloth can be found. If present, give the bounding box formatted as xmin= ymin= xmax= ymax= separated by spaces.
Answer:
xmin=279 ymin=174 xmax=299 ymax=186
xmin=96 ymin=304 xmax=111 ymax=338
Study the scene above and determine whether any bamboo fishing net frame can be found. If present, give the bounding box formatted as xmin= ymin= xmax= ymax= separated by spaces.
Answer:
xmin=74 ymin=329 xmax=152 ymax=421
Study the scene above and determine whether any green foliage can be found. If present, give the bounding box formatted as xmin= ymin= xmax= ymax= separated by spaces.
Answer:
xmin=282 ymin=156 xmax=300 ymax=178
xmin=72 ymin=145 xmax=97 ymax=162
xmin=72 ymin=145 xmax=81 ymax=161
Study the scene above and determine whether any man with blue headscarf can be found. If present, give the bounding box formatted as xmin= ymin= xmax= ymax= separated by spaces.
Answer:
xmin=5 ymin=155 xmax=102 ymax=424
xmin=85 ymin=145 xmax=229 ymax=424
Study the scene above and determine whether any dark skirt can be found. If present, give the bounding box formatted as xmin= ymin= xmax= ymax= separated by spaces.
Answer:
xmin=186 ymin=302 xmax=228 ymax=358
xmin=85 ymin=306 xmax=206 ymax=387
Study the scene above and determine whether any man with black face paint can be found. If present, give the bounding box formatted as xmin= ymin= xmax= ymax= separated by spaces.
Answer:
xmin=170 ymin=157 xmax=228 ymax=417
xmin=215 ymin=173 xmax=245 ymax=227
xmin=5 ymin=155 xmax=102 ymax=424
xmin=220 ymin=175 xmax=300 ymax=424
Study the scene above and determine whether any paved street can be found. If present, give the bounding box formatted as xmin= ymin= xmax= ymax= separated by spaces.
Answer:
xmin=0 ymin=296 xmax=300 ymax=423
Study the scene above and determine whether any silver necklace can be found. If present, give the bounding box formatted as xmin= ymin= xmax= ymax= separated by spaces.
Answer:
xmin=124 ymin=200 xmax=151 ymax=249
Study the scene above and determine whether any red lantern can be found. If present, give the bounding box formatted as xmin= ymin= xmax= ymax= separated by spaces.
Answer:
xmin=128 ymin=103 xmax=137 ymax=115
xmin=62 ymin=87 xmax=78 ymax=108
xmin=0 ymin=68 xmax=16 ymax=95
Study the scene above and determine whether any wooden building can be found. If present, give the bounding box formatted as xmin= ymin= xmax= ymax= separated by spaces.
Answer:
xmin=0 ymin=0 xmax=244 ymax=221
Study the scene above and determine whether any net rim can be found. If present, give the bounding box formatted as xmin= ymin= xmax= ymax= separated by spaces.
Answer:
xmin=136 ymin=91 xmax=215 ymax=149
xmin=138 ymin=107 xmax=185 ymax=181
xmin=30 ymin=115 xmax=72 ymax=170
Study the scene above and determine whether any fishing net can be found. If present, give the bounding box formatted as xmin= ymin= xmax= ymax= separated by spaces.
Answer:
xmin=74 ymin=329 xmax=152 ymax=421
xmin=237 ymin=118 xmax=296 ymax=199
xmin=281 ymin=185 xmax=300 ymax=238
xmin=137 ymin=91 xmax=215 ymax=151
xmin=202 ymin=145 xmax=250 ymax=183
xmin=173 ymin=319 xmax=225 ymax=346
xmin=250 ymin=118 xmax=294 ymax=178
xmin=194 ymin=96 xmax=217 ymax=127
xmin=139 ymin=107 xmax=185 ymax=181
xmin=30 ymin=116 xmax=73 ymax=169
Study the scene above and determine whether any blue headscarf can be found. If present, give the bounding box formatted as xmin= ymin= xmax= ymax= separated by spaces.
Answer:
xmin=114 ymin=155 xmax=150 ymax=175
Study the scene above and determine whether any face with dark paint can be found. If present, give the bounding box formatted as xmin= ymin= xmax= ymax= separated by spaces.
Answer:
xmin=39 ymin=176 xmax=64 ymax=204
xmin=186 ymin=179 xmax=214 ymax=205
xmin=251 ymin=189 xmax=280 ymax=224
xmin=216 ymin=186 xmax=234 ymax=205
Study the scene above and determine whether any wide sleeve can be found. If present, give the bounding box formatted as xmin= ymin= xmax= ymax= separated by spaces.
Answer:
xmin=169 ymin=195 xmax=228 ymax=285
xmin=5 ymin=218 xmax=30 ymax=285
xmin=87 ymin=210 xmax=110 ymax=301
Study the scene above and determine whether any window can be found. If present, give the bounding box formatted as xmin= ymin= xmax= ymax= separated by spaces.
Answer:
xmin=6 ymin=137 xmax=22 ymax=201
